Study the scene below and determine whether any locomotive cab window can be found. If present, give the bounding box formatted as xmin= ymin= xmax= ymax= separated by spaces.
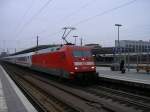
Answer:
xmin=73 ymin=50 xmax=91 ymax=57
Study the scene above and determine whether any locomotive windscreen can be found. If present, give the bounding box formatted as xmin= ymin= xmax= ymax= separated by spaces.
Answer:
xmin=73 ymin=50 xmax=91 ymax=57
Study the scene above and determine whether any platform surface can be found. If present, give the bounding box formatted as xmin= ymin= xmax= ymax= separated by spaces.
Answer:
xmin=0 ymin=78 xmax=7 ymax=112
xmin=96 ymin=67 xmax=150 ymax=85
xmin=0 ymin=65 xmax=37 ymax=112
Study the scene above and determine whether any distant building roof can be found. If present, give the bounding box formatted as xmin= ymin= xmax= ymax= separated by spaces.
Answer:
xmin=91 ymin=47 xmax=114 ymax=54
xmin=85 ymin=43 xmax=100 ymax=46
xmin=85 ymin=43 xmax=101 ymax=49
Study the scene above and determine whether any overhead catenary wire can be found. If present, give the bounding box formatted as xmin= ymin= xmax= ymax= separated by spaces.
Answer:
xmin=14 ymin=0 xmax=34 ymax=38
xmin=16 ymin=0 xmax=53 ymax=39
xmin=38 ymin=0 xmax=97 ymax=35
xmin=61 ymin=0 xmax=97 ymax=22
xmin=40 ymin=0 xmax=138 ymax=40
xmin=72 ymin=0 xmax=138 ymax=26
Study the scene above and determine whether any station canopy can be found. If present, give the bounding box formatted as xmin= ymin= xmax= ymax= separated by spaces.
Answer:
xmin=10 ymin=45 xmax=60 ymax=56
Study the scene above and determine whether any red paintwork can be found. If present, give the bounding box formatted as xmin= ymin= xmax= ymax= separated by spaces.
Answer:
xmin=32 ymin=45 xmax=96 ymax=79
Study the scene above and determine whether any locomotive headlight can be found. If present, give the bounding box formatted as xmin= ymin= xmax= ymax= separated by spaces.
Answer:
xmin=91 ymin=66 xmax=95 ymax=69
xmin=75 ymin=67 xmax=78 ymax=70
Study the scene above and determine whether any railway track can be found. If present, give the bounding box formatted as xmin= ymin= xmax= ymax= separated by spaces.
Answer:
xmin=27 ymin=73 xmax=150 ymax=112
xmin=2 ymin=63 xmax=150 ymax=112
xmin=2 ymin=63 xmax=126 ymax=112
xmin=84 ymin=85 xmax=150 ymax=111
xmin=2 ymin=64 xmax=77 ymax=112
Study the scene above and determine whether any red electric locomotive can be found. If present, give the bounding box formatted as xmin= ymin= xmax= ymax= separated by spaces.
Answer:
xmin=3 ymin=44 xmax=98 ymax=81
xmin=32 ymin=45 xmax=98 ymax=80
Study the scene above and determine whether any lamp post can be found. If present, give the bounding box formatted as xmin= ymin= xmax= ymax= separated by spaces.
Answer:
xmin=73 ymin=36 xmax=78 ymax=45
xmin=115 ymin=24 xmax=122 ymax=63
xmin=146 ymin=47 xmax=150 ymax=68
xmin=126 ymin=46 xmax=133 ymax=71
xmin=80 ymin=37 xmax=83 ymax=46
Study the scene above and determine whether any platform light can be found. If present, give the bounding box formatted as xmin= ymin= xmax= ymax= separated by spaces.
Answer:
xmin=115 ymin=24 xmax=122 ymax=63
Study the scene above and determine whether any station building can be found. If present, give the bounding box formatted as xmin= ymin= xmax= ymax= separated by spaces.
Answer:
xmin=115 ymin=40 xmax=150 ymax=52
xmin=90 ymin=40 xmax=150 ymax=65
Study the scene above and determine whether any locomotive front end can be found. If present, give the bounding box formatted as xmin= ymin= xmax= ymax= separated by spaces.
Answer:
xmin=69 ymin=46 xmax=98 ymax=81
xmin=73 ymin=50 xmax=96 ymax=72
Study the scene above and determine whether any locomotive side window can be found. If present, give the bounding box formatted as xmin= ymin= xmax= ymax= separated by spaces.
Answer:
xmin=73 ymin=50 xmax=91 ymax=57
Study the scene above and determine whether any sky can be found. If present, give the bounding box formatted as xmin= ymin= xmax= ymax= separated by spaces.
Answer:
xmin=0 ymin=0 xmax=150 ymax=53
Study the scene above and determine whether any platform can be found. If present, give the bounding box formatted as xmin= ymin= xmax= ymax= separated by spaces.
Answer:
xmin=0 ymin=65 xmax=37 ymax=112
xmin=96 ymin=67 xmax=150 ymax=88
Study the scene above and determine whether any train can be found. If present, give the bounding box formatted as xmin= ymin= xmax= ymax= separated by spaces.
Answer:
xmin=3 ymin=44 xmax=98 ymax=81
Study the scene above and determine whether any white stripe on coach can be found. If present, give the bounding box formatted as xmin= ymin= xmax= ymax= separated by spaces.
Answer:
xmin=74 ymin=62 xmax=94 ymax=66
